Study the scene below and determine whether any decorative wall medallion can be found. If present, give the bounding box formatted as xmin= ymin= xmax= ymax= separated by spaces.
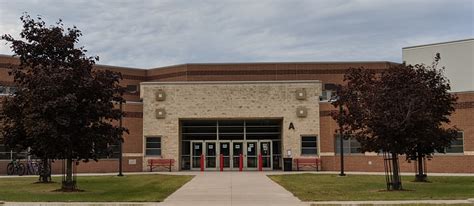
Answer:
xmin=156 ymin=108 xmax=166 ymax=119
xmin=156 ymin=89 xmax=166 ymax=101
xmin=296 ymin=88 xmax=307 ymax=100
xmin=296 ymin=106 xmax=307 ymax=117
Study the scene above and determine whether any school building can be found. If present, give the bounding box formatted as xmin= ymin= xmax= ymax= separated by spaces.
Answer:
xmin=0 ymin=39 xmax=472 ymax=174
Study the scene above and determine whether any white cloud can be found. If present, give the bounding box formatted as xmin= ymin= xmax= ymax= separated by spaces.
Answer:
xmin=0 ymin=0 xmax=472 ymax=68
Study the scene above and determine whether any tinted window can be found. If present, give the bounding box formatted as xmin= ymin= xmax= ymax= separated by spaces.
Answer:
xmin=301 ymin=136 xmax=317 ymax=155
xmin=146 ymin=137 xmax=161 ymax=156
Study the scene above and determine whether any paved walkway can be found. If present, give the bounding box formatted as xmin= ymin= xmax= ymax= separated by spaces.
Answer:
xmin=158 ymin=172 xmax=304 ymax=206
xmin=2 ymin=171 xmax=473 ymax=205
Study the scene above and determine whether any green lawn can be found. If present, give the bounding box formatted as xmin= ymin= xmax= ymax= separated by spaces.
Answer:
xmin=0 ymin=174 xmax=193 ymax=202
xmin=269 ymin=174 xmax=474 ymax=201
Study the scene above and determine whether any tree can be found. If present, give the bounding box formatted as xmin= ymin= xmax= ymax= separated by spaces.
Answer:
xmin=1 ymin=14 xmax=127 ymax=191
xmin=332 ymin=56 xmax=457 ymax=190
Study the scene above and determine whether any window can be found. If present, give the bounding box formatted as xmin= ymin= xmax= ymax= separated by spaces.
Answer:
xmin=0 ymin=142 xmax=26 ymax=160
xmin=445 ymin=131 xmax=464 ymax=154
xmin=146 ymin=137 xmax=161 ymax=156
xmin=0 ymin=143 xmax=10 ymax=159
xmin=335 ymin=135 xmax=362 ymax=154
xmin=0 ymin=86 xmax=6 ymax=94
xmin=126 ymin=85 xmax=138 ymax=94
xmin=0 ymin=86 xmax=17 ymax=95
xmin=320 ymin=83 xmax=338 ymax=102
xmin=8 ymin=87 xmax=17 ymax=94
xmin=95 ymin=143 xmax=120 ymax=159
xmin=108 ymin=143 xmax=121 ymax=159
xmin=301 ymin=136 xmax=318 ymax=155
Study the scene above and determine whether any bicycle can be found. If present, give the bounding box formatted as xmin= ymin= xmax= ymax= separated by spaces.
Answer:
xmin=25 ymin=159 xmax=40 ymax=175
xmin=6 ymin=159 xmax=25 ymax=176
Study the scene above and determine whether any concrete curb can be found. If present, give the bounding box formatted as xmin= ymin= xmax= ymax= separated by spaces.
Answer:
xmin=0 ymin=203 xmax=160 ymax=206
xmin=2 ymin=200 xmax=473 ymax=206
xmin=306 ymin=199 xmax=473 ymax=205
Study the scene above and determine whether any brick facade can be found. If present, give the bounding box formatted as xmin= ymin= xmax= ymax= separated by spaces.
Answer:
xmin=0 ymin=54 xmax=472 ymax=174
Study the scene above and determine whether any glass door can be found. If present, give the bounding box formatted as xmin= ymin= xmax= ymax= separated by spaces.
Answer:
xmin=191 ymin=141 xmax=203 ymax=170
xmin=232 ymin=141 xmax=243 ymax=170
xmin=219 ymin=141 xmax=231 ymax=169
xmin=205 ymin=141 xmax=217 ymax=170
xmin=246 ymin=141 xmax=258 ymax=169
xmin=259 ymin=140 xmax=272 ymax=170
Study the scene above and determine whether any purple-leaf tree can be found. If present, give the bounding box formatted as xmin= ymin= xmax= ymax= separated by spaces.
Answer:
xmin=1 ymin=14 xmax=127 ymax=191
xmin=332 ymin=55 xmax=457 ymax=189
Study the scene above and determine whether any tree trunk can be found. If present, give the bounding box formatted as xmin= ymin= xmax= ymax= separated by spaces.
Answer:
xmin=391 ymin=152 xmax=402 ymax=190
xmin=415 ymin=154 xmax=427 ymax=182
xmin=61 ymin=157 xmax=76 ymax=191
xmin=38 ymin=158 xmax=51 ymax=183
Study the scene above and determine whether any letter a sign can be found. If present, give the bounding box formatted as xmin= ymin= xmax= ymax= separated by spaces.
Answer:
xmin=289 ymin=122 xmax=295 ymax=130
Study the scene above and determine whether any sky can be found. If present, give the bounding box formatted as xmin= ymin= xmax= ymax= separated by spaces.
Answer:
xmin=0 ymin=0 xmax=472 ymax=69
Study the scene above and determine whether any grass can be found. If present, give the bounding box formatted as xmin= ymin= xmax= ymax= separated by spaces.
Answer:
xmin=268 ymin=174 xmax=474 ymax=201
xmin=0 ymin=174 xmax=193 ymax=202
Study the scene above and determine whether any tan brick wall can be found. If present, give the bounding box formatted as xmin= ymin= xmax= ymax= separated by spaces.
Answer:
xmin=141 ymin=81 xmax=322 ymax=171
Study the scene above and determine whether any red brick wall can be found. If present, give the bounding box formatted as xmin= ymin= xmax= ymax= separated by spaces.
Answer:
xmin=0 ymin=55 xmax=472 ymax=174
xmin=0 ymin=56 xmax=147 ymax=174
xmin=451 ymin=92 xmax=474 ymax=153
xmin=145 ymin=62 xmax=395 ymax=82
xmin=320 ymin=155 xmax=473 ymax=173
xmin=49 ymin=158 xmax=143 ymax=174
xmin=319 ymin=92 xmax=474 ymax=173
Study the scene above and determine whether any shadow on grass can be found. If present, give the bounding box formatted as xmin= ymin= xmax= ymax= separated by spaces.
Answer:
xmin=52 ymin=188 xmax=85 ymax=192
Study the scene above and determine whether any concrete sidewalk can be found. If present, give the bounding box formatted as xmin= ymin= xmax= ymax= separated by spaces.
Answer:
xmin=1 ymin=171 xmax=473 ymax=206
xmin=158 ymin=172 xmax=305 ymax=206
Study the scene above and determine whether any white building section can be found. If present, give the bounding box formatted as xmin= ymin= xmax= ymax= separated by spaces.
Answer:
xmin=402 ymin=39 xmax=474 ymax=92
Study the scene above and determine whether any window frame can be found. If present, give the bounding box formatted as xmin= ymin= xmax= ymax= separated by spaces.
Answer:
xmin=444 ymin=131 xmax=464 ymax=154
xmin=0 ymin=86 xmax=6 ymax=94
xmin=145 ymin=136 xmax=162 ymax=156
xmin=0 ymin=143 xmax=11 ymax=160
xmin=106 ymin=143 xmax=121 ymax=159
xmin=0 ymin=143 xmax=28 ymax=160
xmin=334 ymin=134 xmax=364 ymax=155
xmin=300 ymin=135 xmax=318 ymax=156
xmin=126 ymin=85 xmax=139 ymax=94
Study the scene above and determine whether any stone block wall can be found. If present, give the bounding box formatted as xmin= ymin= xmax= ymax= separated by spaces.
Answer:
xmin=141 ymin=81 xmax=322 ymax=171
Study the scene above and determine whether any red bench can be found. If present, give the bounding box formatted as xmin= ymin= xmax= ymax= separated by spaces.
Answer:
xmin=147 ymin=159 xmax=175 ymax=172
xmin=294 ymin=158 xmax=321 ymax=171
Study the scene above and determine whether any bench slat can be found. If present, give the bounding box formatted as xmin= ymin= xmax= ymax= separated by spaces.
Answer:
xmin=147 ymin=159 xmax=175 ymax=172
xmin=294 ymin=158 xmax=320 ymax=171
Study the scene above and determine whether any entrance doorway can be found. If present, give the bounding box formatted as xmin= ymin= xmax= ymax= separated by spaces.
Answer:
xmin=181 ymin=119 xmax=282 ymax=171
xmin=190 ymin=140 xmax=273 ymax=170
xmin=191 ymin=141 xmax=202 ymax=169
xmin=232 ymin=141 xmax=243 ymax=170
xmin=260 ymin=141 xmax=272 ymax=169
xmin=220 ymin=141 xmax=231 ymax=169
xmin=205 ymin=141 xmax=217 ymax=169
